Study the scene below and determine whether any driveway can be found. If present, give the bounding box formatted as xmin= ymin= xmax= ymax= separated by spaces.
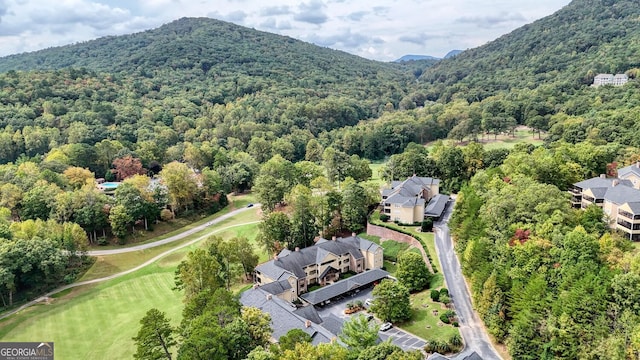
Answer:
xmin=315 ymin=287 xmax=426 ymax=352
xmin=434 ymin=197 xmax=502 ymax=360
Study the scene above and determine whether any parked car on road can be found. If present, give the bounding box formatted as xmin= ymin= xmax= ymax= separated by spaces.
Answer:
xmin=380 ymin=322 xmax=393 ymax=331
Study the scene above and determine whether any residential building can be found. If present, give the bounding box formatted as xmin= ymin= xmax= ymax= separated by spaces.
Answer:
xmin=593 ymin=73 xmax=628 ymax=87
xmin=570 ymin=173 xmax=640 ymax=240
xmin=617 ymin=162 xmax=640 ymax=189
xmin=381 ymin=175 xmax=449 ymax=223
xmin=240 ymin=286 xmax=344 ymax=345
xmin=254 ymin=234 xmax=383 ymax=299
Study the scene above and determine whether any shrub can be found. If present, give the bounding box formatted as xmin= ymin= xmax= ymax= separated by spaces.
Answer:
xmin=355 ymin=300 xmax=363 ymax=308
xmin=97 ymin=237 xmax=109 ymax=246
xmin=421 ymin=218 xmax=433 ymax=232
xmin=439 ymin=313 xmax=451 ymax=324
xmin=440 ymin=288 xmax=449 ymax=297
xmin=430 ymin=289 xmax=440 ymax=302
xmin=425 ymin=340 xmax=451 ymax=354
xmin=346 ymin=301 xmax=355 ymax=310
xmin=449 ymin=333 xmax=462 ymax=350
xmin=440 ymin=294 xmax=450 ymax=305
xmin=452 ymin=321 xmax=459 ymax=327
xmin=380 ymin=214 xmax=390 ymax=222
xmin=160 ymin=208 xmax=174 ymax=221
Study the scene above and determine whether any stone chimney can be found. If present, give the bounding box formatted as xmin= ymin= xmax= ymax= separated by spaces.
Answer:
xmin=274 ymin=255 xmax=278 ymax=261
xmin=600 ymin=174 xmax=606 ymax=179
xmin=295 ymin=247 xmax=300 ymax=252
xmin=253 ymin=284 xmax=259 ymax=290
xmin=352 ymin=232 xmax=356 ymax=237
xmin=305 ymin=320 xmax=311 ymax=328
xmin=613 ymin=179 xmax=620 ymax=187
xmin=266 ymin=294 xmax=272 ymax=300
xmin=636 ymin=161 xmax=640 ymax=168
xmin=332 ymin=236 xmax=337 ymax=241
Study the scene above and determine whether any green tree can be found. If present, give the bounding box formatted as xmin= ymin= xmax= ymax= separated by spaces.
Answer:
xmin=396 ymin=251 xmax=431 ymax=292
xmin=109 ymin=204 xmax=132 ymax=242
xmin=241 ymin=306 xmax=272 ymax=348
xmin=371 ymin=279 xmax=411 ymax=323
xmin=339 ymin=314 xmax=380 ymax=352
xmin=278 ymin=329 xmax=312 ymax=352
xmin=253 ymin=155 xmax=298 ymax=212
xmin=257 ymin=211 xmax=291 ymax=255
xmin=160 ymin=162 xmax=198 ymax=214
xmin=341 ymin=182 xmax=368 ymax=232
xmin=132 ymin=308 xmax=176 ymax=360
xmin=174 ymin=248 xmax=222 ymax=302
xmin=287 ymin=185 xmax=318 ymax=249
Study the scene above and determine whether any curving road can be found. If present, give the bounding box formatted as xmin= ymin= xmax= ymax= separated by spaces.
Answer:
xmin=88 ymin=205 xmax=260 ymax=256
xmin=0 ymin=205 xmax=261 ymax=321
xmin=434 ymin=197 xmax=502 ymax=360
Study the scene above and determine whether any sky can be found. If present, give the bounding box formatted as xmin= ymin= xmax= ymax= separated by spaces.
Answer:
xmin=0 ymin=0 xmax=572 ymax=62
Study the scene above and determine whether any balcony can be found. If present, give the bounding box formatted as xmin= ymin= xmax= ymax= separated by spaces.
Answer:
xmin=619 ymin=210 xmax=640 ymax=221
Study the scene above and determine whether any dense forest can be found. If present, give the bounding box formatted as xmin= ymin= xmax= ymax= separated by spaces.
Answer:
xmin=1 ymin=0 xmax=640 ymax=357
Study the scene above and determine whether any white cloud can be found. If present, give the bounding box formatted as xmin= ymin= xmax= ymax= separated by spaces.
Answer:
xmin=0 ymin=0 xmax=573 ymax=61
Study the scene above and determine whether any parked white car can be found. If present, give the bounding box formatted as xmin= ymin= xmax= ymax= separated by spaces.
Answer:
xmin=380 ymin=322 xmax=393 ymax=331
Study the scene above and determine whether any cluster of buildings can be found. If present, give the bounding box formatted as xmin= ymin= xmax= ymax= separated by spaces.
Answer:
xmin=241 ymin=175 xmax=452 ymax=346
xmin=592 ymin=73 xmax=629 ymax=87
xmin=570 ymin=162 xmax=640 ymax=240
xmin=241 ymin=234 xmax=389 ymax=344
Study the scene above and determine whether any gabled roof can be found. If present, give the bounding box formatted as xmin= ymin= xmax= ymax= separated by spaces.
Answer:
xmin=383 ymin=175 xmax=440 ymax=206
xmin=293 ymin=306 xmax=323 ymax=324
xmin=604 ymin=184 xmax=640 ymax=205
xmin=627 ymin=202 xmax=640 ymax=214
xmin=259 ymin=279 xmax=292 ymax=296
xmin=240 ymin=288 xmax=335 ymax=343
xmin=425 ymin=194 xmax=450 ymax=217
xmin=618 ymin=163 xmax=640 ymax=178
xmin=256 ymin=236 xmax=380 ymax=281
xmin=300 ymin=269 xmax=391 ymax=305
xmin=574 ymin=177 xmax=632 ymax=191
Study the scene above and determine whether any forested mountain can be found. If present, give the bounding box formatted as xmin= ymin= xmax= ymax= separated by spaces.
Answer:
xmin=421 ymin=0 xmax=640 ymax=101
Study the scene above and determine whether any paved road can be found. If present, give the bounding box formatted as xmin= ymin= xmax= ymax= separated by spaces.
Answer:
xmin=434 ymin=197 xmax=502 ymax=360
xmin=0 ymin=208 xmax=261 ymax=321
xmin=88 ymin=205 xmax=260 ymax=256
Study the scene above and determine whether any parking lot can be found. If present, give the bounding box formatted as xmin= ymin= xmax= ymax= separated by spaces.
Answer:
xmin=315 ymin=287 xmax=427 ymax=352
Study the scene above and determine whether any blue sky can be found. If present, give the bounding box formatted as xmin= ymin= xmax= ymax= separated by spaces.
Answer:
xmin=0 ymin=0 xmax=572 ymax=61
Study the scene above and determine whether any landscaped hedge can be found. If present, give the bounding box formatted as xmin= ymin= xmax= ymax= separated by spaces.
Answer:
xmin=368 ymin=217 xmax=437 ymax=273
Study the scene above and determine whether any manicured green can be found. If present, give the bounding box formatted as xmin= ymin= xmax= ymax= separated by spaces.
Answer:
xmin=398 ymin=290 xmax=459 ymax=342
xmin=0 ymin=265 xmax=183 ymax=360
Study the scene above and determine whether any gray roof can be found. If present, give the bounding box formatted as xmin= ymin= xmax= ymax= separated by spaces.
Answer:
xmin=574 ymin=177 xmax=632 ymax=191
xmin=300 ymin=269 xmax=391 ymax=305
xmin=574 ymin=177 xmax=639 ymax=204
xmin=627 ymin=202 xmax=640 ymax=214
xmin=384 ymin=176 xmax=440 ymax=206
xmin=256 ymin=236 xmax=380 ymax=281
xmin=319 ymin=314 xmax=344 ymax=336
xmin=293 ymin=306 xmax=323 ymax=324
xmin=603 ymin=184 xmax=640 ymax=205
xmin=463 ymin=352 xmax=483 ymax=360
xmin=427 ymin=354 xmax=450 ymax=360
xmin=618 ymin=163 xmax=640 ymax=179
xmin=255 ymin=261 xmax=294 ymax=282
xmin=240 ymin=288 xmax=335 ymax=343
xmin=425 ymin=194 xmax=450 ymax=217
xmin=259 ymin=279 xmax=292 ymax=296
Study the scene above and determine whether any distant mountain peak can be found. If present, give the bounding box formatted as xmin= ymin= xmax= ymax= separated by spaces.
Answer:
xmin=394 ymin=54 xmax=440 ymax=63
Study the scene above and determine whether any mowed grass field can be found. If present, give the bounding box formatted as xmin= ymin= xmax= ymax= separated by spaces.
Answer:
xmin=0 ymin=205 xmax=262 ymax=360
xmin=426 ymin=126 xmax=544 ymax=151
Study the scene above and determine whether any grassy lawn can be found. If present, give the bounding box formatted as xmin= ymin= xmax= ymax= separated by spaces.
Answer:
xmin=81 ymin=210 xmax=261 ymax=281
xmin=0 ymin=203 xmax=265 ymax=360
xmin=0 ymin=264 xmax=183 ymax=360
xmin=87 ymin=193 xmax=257 ymax=250
xmin=370 ymin=213 xmax=443 ymax=288
xmin=426 ymin=126 xmax=544 ymax=151
xmin=367 ymin=161 xmax=387 ymax=187
xmin=398 ymin=290 xmax=459 ymax=342
xmin=380 ymin=240 xmax=410 ymax=262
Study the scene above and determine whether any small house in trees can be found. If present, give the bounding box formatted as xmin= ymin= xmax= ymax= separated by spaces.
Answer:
xmin=380 ymin=175 xmax=449 ymax=223
xmin=253 ymin=234 xmax=383 ymax=300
